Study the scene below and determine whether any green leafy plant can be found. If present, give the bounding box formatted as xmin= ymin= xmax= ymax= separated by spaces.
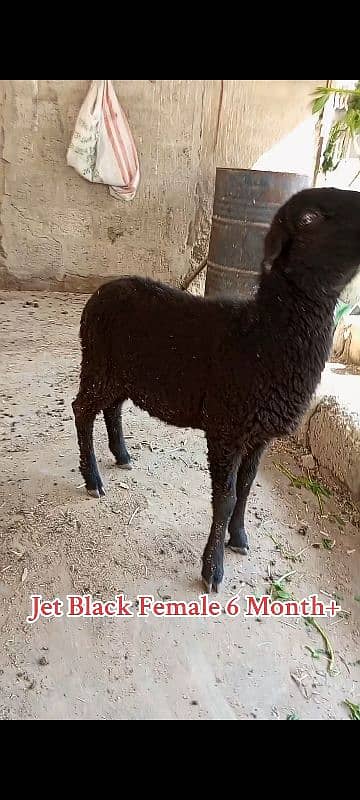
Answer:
xmin=273 ymin=462 xmax=331 ymax=515
xmin=305 ymin=646 xmax=322 ymax=660
xmin=344 ymin=700 xmax=360 ymax=721
xmin=270 ymin=580 xmax=292 ymax=602
xmin=322 ymin=537 xmax=335 ymax=551
xmin=312 ymin=82 xmax=360 ymax=180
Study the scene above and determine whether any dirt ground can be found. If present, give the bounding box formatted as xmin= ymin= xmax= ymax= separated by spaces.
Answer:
xmin=0 ymin=291 xmax=359 ymax=720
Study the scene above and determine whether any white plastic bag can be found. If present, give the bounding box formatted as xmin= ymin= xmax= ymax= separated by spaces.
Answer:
xmin=67 ymin=80 xmax=140 ymax=201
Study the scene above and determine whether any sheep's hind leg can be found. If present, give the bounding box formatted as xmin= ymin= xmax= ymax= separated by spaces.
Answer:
xmin=103 ymin=401 xmax=132 ymax=469
xmin=201 ymin=440 xmax=239 ymax=593
xmin=72 ymin=393 xmax=105 ymax=498
xmin=227 ymin=445 xmax=264 ymax=554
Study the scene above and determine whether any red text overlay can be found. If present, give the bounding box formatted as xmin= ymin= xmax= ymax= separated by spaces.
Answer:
xmin=26 ymin=593 xmax=341 ymax=623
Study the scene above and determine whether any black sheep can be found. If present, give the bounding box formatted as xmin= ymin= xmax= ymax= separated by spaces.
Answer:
xmin=73 ymin=187 xmax=360 ymax=592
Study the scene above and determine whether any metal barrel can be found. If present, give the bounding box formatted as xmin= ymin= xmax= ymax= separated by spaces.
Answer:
xmin=204 ymin=168 xmax=310 ymax=299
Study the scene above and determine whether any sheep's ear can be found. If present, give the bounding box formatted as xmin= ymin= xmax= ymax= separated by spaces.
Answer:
xmin=262 ymin=223 xmax=290 ymax=273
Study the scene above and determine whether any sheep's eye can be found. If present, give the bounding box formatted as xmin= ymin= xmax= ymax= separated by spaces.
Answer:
xmin=298 ymin=210 xmax=323 ymax=227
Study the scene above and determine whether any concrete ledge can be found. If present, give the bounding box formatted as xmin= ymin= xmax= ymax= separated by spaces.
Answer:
xmin=296 ymin=364 xmax=360 ymax=500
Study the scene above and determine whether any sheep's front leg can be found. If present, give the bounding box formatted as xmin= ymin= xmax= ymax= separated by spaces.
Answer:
xmin=72 ymin=393 xmax=105 ymax=498
xmin=227 ymin=445 xmax=264 ymax=554
xmin=202 ymin=440 xmax=239 ymax=593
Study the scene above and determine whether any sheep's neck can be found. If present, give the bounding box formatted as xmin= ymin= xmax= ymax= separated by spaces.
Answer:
xmin=257 ymin=269 xmax=337 ymax=377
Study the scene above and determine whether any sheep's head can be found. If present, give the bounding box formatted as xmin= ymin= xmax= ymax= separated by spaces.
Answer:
xmin=262 ymin=187 xmax=360 ymax=297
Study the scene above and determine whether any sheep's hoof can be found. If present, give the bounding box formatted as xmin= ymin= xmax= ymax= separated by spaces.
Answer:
xmin=201 ymin=550 xmax=224 ymax=593
xmin=226 ymin=529 xmax=249 ymax=554
xmin=202 ymin=578 xmax=222 ymax=594
xmin=228 ymin=545 xmax=249 ymax=556
xmin=116 ymin=461 xmax=133 ymax=471
xmin=87 ymin=486 xmax=105 ymax=499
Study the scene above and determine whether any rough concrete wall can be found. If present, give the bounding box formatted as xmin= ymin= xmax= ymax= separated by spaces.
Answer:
xmin=0 ymin=80 xmax=323 ymax=292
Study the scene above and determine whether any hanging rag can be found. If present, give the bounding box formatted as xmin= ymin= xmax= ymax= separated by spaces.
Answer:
xmin=67 ymin=80 xmax=140 ymax=201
